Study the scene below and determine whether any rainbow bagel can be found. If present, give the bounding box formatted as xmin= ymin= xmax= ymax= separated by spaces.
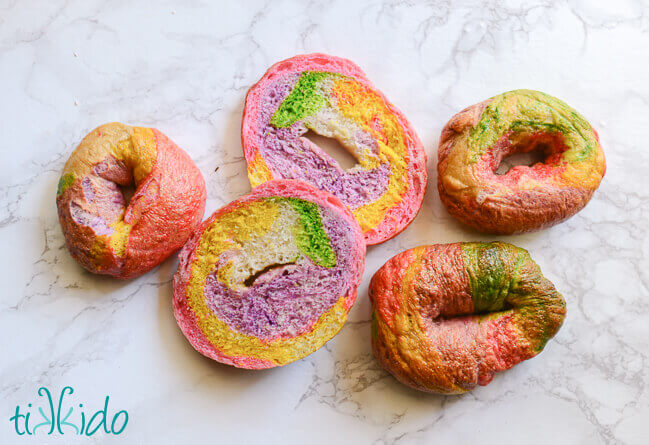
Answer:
xmin=57 ymin=122 xmax=206 ymax=279
xmin=242 ymin=53 xmax=427 ymax=245
xmin=370 ymin=242 xmax=566 ymax=394
xmin=438 ymin=89 xmax=606 ymax=234
xmin=173 ymin=179 xmax=365 ymax=369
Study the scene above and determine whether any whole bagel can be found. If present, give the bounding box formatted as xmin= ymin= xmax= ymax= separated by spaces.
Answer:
xmin=369 ymin=242 xmax=566 ymax=394
xmin=438 ymin=90 xmax=606 ymax=234
xmin=173 ymin=179 xmax=365 ymax=369
xmin=242 ymin=53 xmax=427 ymax=245
xmin=57 ymin=122 xmax=206 ymax=279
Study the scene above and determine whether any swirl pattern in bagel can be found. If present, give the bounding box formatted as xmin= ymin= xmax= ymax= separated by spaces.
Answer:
xmin=438 ymin=89 xmax=606 ymax=234
xmin=242 ymin=53 xmax=427 ymax=245
xmin=370 ymin=242 xmax=566 ymax=394
xmin=57 ymin=122 xmax=206 ymax=279
xmin=173 ymin=179 xmax=365 ymax=369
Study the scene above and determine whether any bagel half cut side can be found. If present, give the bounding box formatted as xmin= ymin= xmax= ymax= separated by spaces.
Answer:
xmin=242 ymin=53 xmax=427 ymax=245
xmin=173 ymin=179 xmax=366 ymax=369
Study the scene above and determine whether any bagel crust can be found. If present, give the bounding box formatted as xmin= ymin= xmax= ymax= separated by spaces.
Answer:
xmin=438 ymin=90 xmax=606 ymax=234
xmin=173 ymin=179 xmax=366 ymax=369
xmin=57 ymin=122 xmax=206 ymax=279
xmin=242 ymin=53 xmax=427 ymax=245
xmin=369 ymin=242 xmax=566 ymax=394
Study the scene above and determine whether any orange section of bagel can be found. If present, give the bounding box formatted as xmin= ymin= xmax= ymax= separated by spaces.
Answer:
xmin=184 ymin=198 xmax=350 ymax=366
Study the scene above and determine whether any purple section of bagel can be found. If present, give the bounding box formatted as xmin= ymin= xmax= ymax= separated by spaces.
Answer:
xmin=69 ymin=158 xmax=131 ymax=235
xmin=255 ymin=73 xmax=390 ymax=209
xmin=202 ymin=205 xmax=356 ymax=341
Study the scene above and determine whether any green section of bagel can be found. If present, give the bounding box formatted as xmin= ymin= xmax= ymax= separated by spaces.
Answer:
xmin=267 ymin=197 xmax=337 ymax=268
xmin=462 ymin=242 xmax=516 ymax=314
xmin=57 ymin=173 xmax=76 ymax=196
xmin=462 ymin=241 xmax=565 ymax=351
xmin=371 ymin=311 xmax=378 ymax=339
xmin=270 ymin=71 xmax=331 ymax=128
xmin=468 ymin=89 xmax=598 ymax=164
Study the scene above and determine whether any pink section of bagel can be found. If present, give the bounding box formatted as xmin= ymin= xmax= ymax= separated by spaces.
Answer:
xmin=172 ymin=179 xmax=366 ymax=369
xmin=122 ymin=129 xmax=206 ymax=278
xmin=241 ymin=53 xmax=427 ymax=245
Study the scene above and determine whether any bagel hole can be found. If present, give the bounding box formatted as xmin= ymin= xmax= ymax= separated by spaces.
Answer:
xmin=432 ymin=301 xmax=515 ymax=322
xmin=302 ymin=130 xmax=358 ymax=170
xmin=243 ymin=262 xmax=295 ymax=287
xmin=495 ymin=149 xmax=547 ymax=175
xmin=118 ymin=184 xmax=136 ymax=207
xmin=495 ymin=131 xmax=570 ymax=176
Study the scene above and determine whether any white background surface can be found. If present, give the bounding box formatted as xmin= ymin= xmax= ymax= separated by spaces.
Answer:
xmin=2 ymin=1 xmax=649 ymax=444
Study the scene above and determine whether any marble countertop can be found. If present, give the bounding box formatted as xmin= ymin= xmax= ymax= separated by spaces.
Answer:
xmin=2 ymin=1 xmax=648 ymax=443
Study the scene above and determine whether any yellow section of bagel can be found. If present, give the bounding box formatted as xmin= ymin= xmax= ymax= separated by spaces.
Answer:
xmin=109 ymin=220 xmax=132 ymax=257
xmin=185 ymin=198 xmax=349 ymax=365
xmin=560 ymin=152 xmax=607 ymax=189
xmin=247 ymin=153 xmax=274 ymax=186
xmin=330 ymin=78 xmax=409 ymax=232
xmin=61 ymin=122 xmax=157 ymax=185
